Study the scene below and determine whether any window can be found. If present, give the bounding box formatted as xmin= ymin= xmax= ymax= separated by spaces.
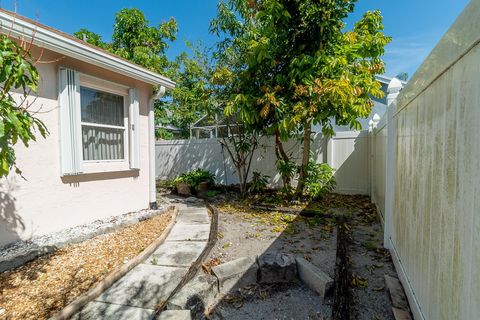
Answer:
xmin=59 ymin=68 xmax=140 ymax=175
xmin=80 ymin=87 xmax=126 ymax=161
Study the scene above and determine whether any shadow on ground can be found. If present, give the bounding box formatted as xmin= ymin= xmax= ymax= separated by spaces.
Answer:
xmin=179 ymin=193 xmax=398 ymax=320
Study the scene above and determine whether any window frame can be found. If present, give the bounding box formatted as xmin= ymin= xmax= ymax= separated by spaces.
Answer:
xmin=78 ymin=74 xmax=130 ymax=164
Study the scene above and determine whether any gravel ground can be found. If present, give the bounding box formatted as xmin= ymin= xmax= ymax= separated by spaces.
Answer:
xmin=214 ymin=284 xmax=331 ymax=320
xmin=204 ymin=194 xmax=337 ymax=320
xmin=345 ymin=196 xmax=398 ymax=320
xmin=0 ymin=209 xmax=173 ymax=320
xmin=0 ymin=204 xmax=170 ymax=272
xmin=201 ymin=193 xmax=400 ymax=320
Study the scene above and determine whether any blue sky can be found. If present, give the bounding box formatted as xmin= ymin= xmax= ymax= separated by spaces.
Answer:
xmin=1 ymin=0 xmax=469 ymax=79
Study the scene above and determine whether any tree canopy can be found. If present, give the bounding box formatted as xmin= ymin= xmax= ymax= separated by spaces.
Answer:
xmin=210 ymin=0 xmax=390 ymax=195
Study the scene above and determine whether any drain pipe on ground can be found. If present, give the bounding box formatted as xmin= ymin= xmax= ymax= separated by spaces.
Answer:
xmin=148 ymin=86 xmax=166 ymax=209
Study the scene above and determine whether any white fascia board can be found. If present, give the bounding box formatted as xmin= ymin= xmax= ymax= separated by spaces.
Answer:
xmin=0 ymin=11 xmax=176 ymax=89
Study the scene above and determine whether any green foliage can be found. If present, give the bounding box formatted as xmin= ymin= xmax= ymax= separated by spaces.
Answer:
xmin=248 ymin=171 xmax=269 ymax=194
xmin=156 ymin=44 xmax=217 ymax=138
xmin=396 ymin=72 xmax=408 ymax=81
xmin=73 ymin=29 xmax=110 ymax=50
xmin=303 ymin=162 xmax=336 ymax=200
xmin=175 ymin=168 xmax=215 ymax=191
xmin=275 ymin=159 xmax=297 ymax=187
xmin=0 ymin=34 xmax=47 ymax=177
xmin=74 ymin=9 xmax=216 ymax=140
xmin=206 ymin=190 xmax=221 ymax=198
xmin=74 ymin=8 xmax=178 ymax=75
xmin=210 ymin=0 xmax=390 ymax=195
xmin=157 ymin=178 xmax=176 ymax=191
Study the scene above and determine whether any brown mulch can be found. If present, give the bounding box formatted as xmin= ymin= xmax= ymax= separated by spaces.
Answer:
xmin=0 ymin=210 xmax=173 ymax=320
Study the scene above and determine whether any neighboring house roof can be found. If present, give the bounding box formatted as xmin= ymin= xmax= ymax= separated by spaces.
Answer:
xmin=0 ymin=9 xmax=175 ymax=89
xmin=156 ymin=124 xmax=183 ymax=132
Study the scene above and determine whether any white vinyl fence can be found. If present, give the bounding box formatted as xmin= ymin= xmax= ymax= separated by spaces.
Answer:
xmin=371 ymin=2 xmax=480 ymax=319
xmin=156 ymin=132 xmax=370 ymax=194
xmin=156 ymin=3 xmax=479 ymax=319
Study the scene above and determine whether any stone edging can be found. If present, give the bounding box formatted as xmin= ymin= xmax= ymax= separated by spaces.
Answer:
xmin=153 ymin=202 xmax=219 ymax=316
xmin=49 ymin=205 xmax=179 ymax=320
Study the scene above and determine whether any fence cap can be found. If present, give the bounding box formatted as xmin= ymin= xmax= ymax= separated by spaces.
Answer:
xmin=387 ymin=78 xmax=403 ymax=94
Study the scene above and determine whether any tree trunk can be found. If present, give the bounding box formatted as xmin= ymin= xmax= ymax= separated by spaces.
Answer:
xmin=296 ymin=119 xmax=312 ymax=195
xmin=275 ymin=129 xmax=292 ymax=188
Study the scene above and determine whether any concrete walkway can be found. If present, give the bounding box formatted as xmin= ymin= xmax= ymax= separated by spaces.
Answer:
xmin=73 ymin=199 xmax=210 ymax=320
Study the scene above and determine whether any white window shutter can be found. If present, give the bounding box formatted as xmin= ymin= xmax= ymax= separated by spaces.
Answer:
xmin=58 ymin=68 xmax=83 ymax=175
xmin=129 ymin=88 xmax=140 ymax=169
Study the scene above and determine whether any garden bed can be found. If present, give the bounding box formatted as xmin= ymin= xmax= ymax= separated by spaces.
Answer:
xmin=0 ymin=210 xmax=174 ymax=320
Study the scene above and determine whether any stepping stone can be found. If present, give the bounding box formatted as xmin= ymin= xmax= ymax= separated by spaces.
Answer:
xmin=167 ymin=273 xmax=218 ymax=310
xmin=167 ymin=223 xmax=210 ymax=241
xmin=385 ymin=275 xmax=410 ymax=310
xmin=176 ymin=209 xmax=210 ymax=225
xmin=258 ymin=253 xmax=297 ymax=283
xmin=212 ymin=257 xmax=258 ymax=292
xmin=72 ymin=301 xmax=153 ymax=320
xmin=156 ymin=310 xmax=192 ymax=320
xmin=95 ymin=264 xmax=188 ymax=309
xmin=148 ymin=241 xmax=207 ymax=267
xmin=296 ymin=257 xmax=333 ymax=298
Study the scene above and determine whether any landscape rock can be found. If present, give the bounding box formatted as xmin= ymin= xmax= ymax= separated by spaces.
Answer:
xmin=384 ymin=275 xmax=410 ymax=310
xmin=392 ymin=307 xmax=412 ymax=320
xmin=296 ymin=257 xmax=333 ymax=298
xmin=257 ymin=253 xmax=297 ymax=283
xmin=212 ymin=257 xmax=258 ymax=291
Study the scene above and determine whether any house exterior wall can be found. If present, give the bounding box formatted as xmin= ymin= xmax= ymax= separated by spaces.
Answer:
xmin=0 ymin=46 xmax=154 ymax=247
xmin=388 ymin=1 xmax=480 ymax=318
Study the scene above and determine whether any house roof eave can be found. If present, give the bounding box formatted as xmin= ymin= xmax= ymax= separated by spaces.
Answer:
xmin=0 ymin=9 xmax=176 ymax=89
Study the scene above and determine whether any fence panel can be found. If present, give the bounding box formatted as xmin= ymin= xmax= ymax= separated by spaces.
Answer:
xmin=386 ymin=2 xmax=480 ymax=319
xmin=156 ymin=132 xmax=368 ymax=194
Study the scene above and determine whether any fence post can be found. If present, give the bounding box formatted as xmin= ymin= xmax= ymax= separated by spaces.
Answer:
xmin=384 ymin=78 xmax=403 ymax=249
xmin=369 ymin=114 xmax=381 ymax=202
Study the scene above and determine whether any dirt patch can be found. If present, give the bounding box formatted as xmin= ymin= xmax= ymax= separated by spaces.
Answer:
xmin=205 ymin=194 xmax=337 ymax=319
xmin=204 ymin=193 xmax=400 ymax=320
xmin=0 ymin=211 xmax=173 ymax=320
xmin=344 ymin=196 xmax=398 ymax=320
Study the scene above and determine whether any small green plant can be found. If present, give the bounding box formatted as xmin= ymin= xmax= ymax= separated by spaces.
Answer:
xmin=157 ymin=179 xmax=176 ymax=191
xmin=303 ymin=162 xmax=336 ymax=200
xmin=206 ymin=190 xmax=220 ymax=198
xmin=248 ymin=171 xmax=269 ymax=194
xmin=175 ymin=168 xmax=215 ymax=191
xmin=276 ymin=159 xmax=297 ymax=189
xmin=151 ymin=256 xmax=158 ymax=265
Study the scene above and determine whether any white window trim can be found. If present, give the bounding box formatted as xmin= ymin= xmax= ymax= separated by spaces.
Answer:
xmin=60 ymin=68 xmax=141 ymax=175
xmin=79 ymin=83 xmax=129 ymax=164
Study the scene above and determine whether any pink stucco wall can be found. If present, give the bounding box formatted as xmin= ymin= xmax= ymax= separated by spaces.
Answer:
xmin=0 ymin=47 xmax=155 ymax=247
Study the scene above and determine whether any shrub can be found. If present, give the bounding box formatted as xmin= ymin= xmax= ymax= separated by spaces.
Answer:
xmin=303 ymin=162 xmax=336 ymax=200
xmin=175 ymin=169 xmax=215 ymax=191
xmin=248 ymin=171 xmax=270 ymax=194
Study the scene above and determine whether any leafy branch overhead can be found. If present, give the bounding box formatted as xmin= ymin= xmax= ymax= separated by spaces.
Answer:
xmin=0 ymin=34 xmax=47 ymax=177
xmin=210 ymin=0 xmax=390 ymax=196
xmin=74 ymin=8 xmax=213 ymax=139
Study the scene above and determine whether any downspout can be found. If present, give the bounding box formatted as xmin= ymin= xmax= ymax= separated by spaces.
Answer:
xmin=149 ymin=85 xmax=166 ymax=209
